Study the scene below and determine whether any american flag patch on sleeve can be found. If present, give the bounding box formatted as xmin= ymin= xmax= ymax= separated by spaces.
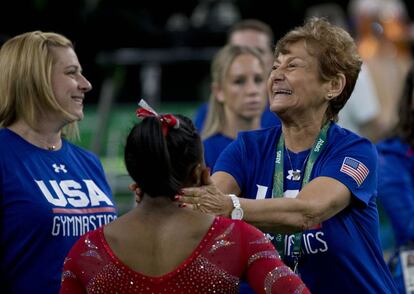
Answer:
xmin=340 ymin=157 xmax=369 ymax=186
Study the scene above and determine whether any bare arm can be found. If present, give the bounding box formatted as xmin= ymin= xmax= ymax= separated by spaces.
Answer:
xmin=211 ymin=171 xmax=241 ymax=194
xmin=180 ymin=172 xmax=351 ymax=233
xmin=240 ymin=176 xmax=351 ymax=233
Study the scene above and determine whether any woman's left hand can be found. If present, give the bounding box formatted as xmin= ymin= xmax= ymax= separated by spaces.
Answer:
xmin=178 ymin=169 xmax=233 ymax=216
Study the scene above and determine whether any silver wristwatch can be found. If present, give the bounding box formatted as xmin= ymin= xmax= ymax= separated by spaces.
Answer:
xmin=229 ymin=194 xmax=244 ymax=220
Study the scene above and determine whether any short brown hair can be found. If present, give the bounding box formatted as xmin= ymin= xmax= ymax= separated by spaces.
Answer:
xmin=275 ymin=17 xmax=362 ymax=121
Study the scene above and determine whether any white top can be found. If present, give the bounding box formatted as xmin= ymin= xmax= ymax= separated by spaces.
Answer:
xmin=338 ymin=64 xmax=380 ymax=134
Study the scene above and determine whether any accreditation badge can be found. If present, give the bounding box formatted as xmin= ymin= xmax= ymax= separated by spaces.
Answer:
xmin=400 ymin=249 xmax=414 ymax=293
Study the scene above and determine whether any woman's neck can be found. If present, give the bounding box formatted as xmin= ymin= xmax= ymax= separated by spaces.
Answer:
xmin=8 ymin=120 xmax=62 ymax=151
xmin=137 ymin=195 xmax=176 ymax=211
xmin=130 ymin=195 xmax=209 ymax=230
xmin=278 ymin=102 xmax=330 ymax=152
xmin=282 ymin=119 xmax=326 ymax=153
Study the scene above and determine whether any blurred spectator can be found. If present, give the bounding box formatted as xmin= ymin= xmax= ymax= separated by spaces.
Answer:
xmin=194 ymin=19 xmax=281 ymax=132
xmin=377 ymin=62 xmax=414 ymax=294
xmin=227 ymin=19 xmax=274 ymax=72
xmin=338 ymin=64 xmax=382 ymax=141
xmin=305 ymin=3 xmax=382 ymax=142
xmin=348 ymin=0 xmax=413 ymax=139
xmin=202 ymin=45 xmax=267 ymax=169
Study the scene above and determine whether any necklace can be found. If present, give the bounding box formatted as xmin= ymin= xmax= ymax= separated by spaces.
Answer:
xmin=272 ymin=122 xmax=331 ymax=263
xmin=285 ymin=146 xmax=310 ymax=181
xmin=47 ymin=145 xmax=56 ymax=151
xmin=8 ymin=124 xmax=61 ymax=151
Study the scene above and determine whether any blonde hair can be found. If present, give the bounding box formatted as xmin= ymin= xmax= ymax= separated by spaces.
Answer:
xmin=0 ymin=31 xmax=79 ymax=139
xmin=275 ymin=17 xmax=362 ymax=121
xmin=202 ymin=45 xmax=265 ymax=139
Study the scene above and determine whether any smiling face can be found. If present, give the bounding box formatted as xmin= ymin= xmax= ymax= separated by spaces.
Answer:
xmin=267 ymin=40 xmax=331 ymax=121
xmin=215 ymin=53 xmax=267 ymax=121
xmin=50 ymin=46 xmax=92 ymax=122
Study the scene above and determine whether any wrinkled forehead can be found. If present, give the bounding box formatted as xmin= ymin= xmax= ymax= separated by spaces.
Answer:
xmin=275 ymin=39 xmax=320 ymax=59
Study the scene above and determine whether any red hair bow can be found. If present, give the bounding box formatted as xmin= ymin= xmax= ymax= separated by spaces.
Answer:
xmin=136 ymin=99 xmax=179 ymax=136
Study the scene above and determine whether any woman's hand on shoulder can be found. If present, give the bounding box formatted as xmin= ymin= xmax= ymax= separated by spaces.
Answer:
xmin=178 ymin=169 xmax=233 ymax=216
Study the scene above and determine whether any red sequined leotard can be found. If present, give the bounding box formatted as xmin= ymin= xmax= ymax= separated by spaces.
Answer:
xmin=60 ymin=216 xmax=309 ymax=293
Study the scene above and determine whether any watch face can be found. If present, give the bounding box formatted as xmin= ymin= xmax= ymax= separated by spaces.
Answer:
xmin=231 ymin=208 xmax=244 ymax=220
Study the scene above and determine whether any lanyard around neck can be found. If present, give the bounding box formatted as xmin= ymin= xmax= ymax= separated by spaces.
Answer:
xmin=272 ymin=122 xmax=330 ymax=259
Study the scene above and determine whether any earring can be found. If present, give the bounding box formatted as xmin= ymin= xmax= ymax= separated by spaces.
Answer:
xmin=327 ymin=93 xmax=333 ymax=99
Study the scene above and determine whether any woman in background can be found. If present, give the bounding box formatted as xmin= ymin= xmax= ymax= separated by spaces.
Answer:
xmin=202 ymin=45 xmax=267 ymax=169
xmin=377 ymin=63 xmax=414 ymax=293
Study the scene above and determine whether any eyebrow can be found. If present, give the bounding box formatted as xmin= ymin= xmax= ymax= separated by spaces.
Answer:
xmin=64 ymin=65 xmax=82 ymax=72
xmin=275 ymin=56 xmax=298 ymax=63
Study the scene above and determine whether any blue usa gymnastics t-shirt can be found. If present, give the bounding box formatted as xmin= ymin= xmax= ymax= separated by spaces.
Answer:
xmin=0 ymin=129 xmax=117 ymax=293
xmin=203 ymin=133 xmax=233 ymax=169
xmin=214 ymin=123 xmax=397 ymax=294
xmin=193 ymin=102 xmax=281 ymax=132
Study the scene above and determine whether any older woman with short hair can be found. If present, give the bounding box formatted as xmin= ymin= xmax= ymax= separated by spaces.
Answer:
xmin=180 ymin=17 xmax=397 ymax=293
